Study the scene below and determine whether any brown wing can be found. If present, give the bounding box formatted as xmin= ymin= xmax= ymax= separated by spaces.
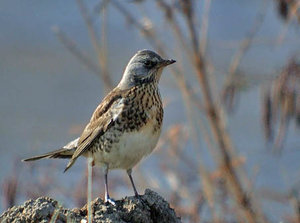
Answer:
xmin=64 ymin=87 xmax=128 ymax=172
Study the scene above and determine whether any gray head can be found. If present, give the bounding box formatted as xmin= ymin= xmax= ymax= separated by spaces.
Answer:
xmin=118 ymin=50 xmax=176 ymax=89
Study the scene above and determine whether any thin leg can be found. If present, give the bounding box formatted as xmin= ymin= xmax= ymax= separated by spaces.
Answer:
xmin=104 ymin=165 xmax=115 ymax=205
xmin=127 ymin=169 xmax=139 ymax=197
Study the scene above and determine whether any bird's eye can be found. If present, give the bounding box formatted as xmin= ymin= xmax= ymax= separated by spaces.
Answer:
xmin=144 ymin=60 xmax=152 ymax=66
xmin=144 ymin=60 xmax=156 ymax=67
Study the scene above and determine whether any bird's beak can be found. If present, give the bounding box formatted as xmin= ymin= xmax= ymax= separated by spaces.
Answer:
xmin=159 ymin=59 xmax=176 ymax=67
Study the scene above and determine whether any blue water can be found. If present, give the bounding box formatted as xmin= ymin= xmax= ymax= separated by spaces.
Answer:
xmin=0 ymin=0 xmax=299 ymax=221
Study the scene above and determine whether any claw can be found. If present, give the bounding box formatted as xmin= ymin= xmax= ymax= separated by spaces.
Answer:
xmin=105 ymin=197 xmax=116 ymax=206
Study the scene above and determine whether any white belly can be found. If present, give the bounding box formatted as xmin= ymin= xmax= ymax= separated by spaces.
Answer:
xmin=93 ymin=124 xmax=161 ymax=170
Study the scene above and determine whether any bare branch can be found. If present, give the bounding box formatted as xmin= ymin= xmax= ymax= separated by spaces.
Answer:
xmin=222 ymin=0 xmax=268 ymax=112
xmin=52 ymin=26 xmax=103 ymax=77
xmin=77 ymin=0 xmax=113 ymax=92
xmin=200 ymin=0 xmax=211 ymax=56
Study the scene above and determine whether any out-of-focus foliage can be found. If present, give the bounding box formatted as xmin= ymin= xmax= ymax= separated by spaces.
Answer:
xmin=1 ymin=0 xmax=300 ymax=222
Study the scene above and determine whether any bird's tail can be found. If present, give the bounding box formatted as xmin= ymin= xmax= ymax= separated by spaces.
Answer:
xmin=22 ymin=138 xmax=79 ymax=162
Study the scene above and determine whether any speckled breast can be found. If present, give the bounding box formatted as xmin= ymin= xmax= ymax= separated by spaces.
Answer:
xmin=92 ymin=83 xmax=164 ymax=169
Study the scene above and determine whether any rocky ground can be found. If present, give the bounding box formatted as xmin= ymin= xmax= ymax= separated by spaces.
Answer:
xmin=0 ymin=189 xmax=181 ymax=223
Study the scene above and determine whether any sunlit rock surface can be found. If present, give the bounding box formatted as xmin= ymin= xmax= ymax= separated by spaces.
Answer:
xmin=0 ymin=189 xmax=181 ymax=223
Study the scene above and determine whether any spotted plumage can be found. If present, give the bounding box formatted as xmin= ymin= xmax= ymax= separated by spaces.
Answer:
xmin=23 ymin=49 xmax=175 ymax=204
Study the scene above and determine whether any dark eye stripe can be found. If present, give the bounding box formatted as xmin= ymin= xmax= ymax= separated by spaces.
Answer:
xmin=144 ymin=60 xmax=157 ymax=67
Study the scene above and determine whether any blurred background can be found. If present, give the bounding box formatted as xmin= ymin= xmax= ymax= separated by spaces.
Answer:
xmin=0 ymin=0 xmax=299 ymax=222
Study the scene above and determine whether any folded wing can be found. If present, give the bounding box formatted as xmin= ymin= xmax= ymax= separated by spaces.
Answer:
xmin=64 ymin=88 xmax=127 ymax=172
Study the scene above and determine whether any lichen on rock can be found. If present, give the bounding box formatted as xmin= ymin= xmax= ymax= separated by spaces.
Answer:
xmin=0 ymin=189 xmax=181 ymax=223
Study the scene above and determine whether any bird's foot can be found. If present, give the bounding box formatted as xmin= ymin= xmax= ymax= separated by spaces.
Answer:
xmin=105 ymin=197 xmax=116 ymax=206
xmin=134 ymin=192 xmax=140 ymax=199
xmin=134 ymin=192 xmax=147 ymax=206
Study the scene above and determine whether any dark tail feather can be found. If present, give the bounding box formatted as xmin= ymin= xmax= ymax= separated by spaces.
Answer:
xmin=23 ymin=138 xmax=79 ymax=172
xmin=63 ymin=159 xmax=76 ymax=173
xmin=22 ymin=147 xmax=76 ymax=162
xmin=23 ymin=138 xmax=79 ymax=162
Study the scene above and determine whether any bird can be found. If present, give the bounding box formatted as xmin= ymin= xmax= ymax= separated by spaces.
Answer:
xmin=23 ymin=49 xmax=176 ymax=204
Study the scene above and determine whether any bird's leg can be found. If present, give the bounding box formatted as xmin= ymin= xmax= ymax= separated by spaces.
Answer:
xmin=127 ymin=169 xmax=139 ymax=197
xmin=104 ymin=165 xmax=115 ymax=205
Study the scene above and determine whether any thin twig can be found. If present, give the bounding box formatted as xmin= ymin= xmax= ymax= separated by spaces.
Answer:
xmin=87 ymin=158 xmax=93 ymax=223
xmin=92 ymin=0 xmax=110 ymax=23
xmin=182 ymin=1 xmax=266 ymax=222
xmin=276 ymin=0 xmax=300 ymax=45
xmin=111 ymin=0 xmax=165 ymax=53
xmin=77 ymin=0 xmax=113 ymax=92
xmin=200 ymin=0 xmax=211 ymax=56
xmin=222 ymin=0 xmax=268 ymax=112
xmin=52 ymin=26 xmax=103 ymax=76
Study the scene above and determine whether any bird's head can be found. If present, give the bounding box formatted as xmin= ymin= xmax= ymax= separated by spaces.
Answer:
xmin=118 ymin=50 xmax=176 ymax=89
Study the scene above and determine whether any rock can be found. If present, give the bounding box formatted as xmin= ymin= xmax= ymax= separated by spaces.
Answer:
xmin=0 ymin=189 xmax=181 ymax=223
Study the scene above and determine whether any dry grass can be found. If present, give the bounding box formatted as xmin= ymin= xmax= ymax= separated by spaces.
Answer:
xmin=262 ymin=60 xmax=300 ymax=153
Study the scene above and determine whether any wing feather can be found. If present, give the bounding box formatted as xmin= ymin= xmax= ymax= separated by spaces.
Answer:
xmin=64 ymin=87 xmax=127 ymax=172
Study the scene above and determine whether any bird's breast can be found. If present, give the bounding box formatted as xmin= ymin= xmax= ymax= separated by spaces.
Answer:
xmin=93 ymin=84 xmax=164 ymax=170
xmin=93 ymin=117 xmax=162 ymax=170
